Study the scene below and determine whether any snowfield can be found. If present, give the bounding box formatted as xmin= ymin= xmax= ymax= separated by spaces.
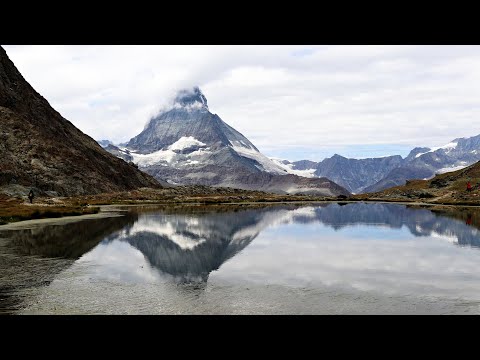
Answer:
xmin=131 ymin=149 xmax=177 ymax=166
xmin=231 ymin=145 xmax=287 ymax=175
xmin=169 ymin=136 xmax=206 ymax=151
xmin=435 ymin=164 xmax=469 ymax=174
xmin=415 ymin=141 xmax=458 ymax=158
xmin=269 ymin=158 xmax=317 ymax=178
xmin=131 ymin=136 xmax=209 ymax=167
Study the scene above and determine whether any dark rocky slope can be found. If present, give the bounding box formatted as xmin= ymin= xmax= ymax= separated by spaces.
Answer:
xmin=0 ymin=46 xmax=160 ymax=196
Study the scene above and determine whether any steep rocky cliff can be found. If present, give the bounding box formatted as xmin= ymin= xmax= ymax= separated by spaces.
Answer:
xmin=0 ymin=46 xmax=160 ymax=196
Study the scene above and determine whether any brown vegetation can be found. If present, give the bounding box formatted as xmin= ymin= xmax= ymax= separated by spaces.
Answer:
xmin=0 ymin=194 xmax=99 ymax=225
xmin=0 ymin=185 xmax=342 ymax=225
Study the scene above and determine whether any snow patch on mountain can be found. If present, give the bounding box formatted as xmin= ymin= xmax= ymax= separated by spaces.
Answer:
xmin=131 ymin=136 xmax=210 ymax=167
xmin=435 ymin=164 xmax=469 ymax=174
xmin=131 ymin=149 xmax=177 ymax=166
xmin=169 ymin=136 xmax=206 ymax=151
xmin=231 ymin=145 xmax=287 ymax=174
xmin=415 ymin=141 xmax=458 ymax=158
xmin=270 ymin=158 xmax=317 ymax=178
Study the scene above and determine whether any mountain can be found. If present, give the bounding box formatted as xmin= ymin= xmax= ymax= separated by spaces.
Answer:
xmin=355 ymin=160 xmax=480 ymax=204
xmin=0 ymin=46 xmax=160 ymax=196
xmin=279 ymin=134 xmax=480 ymax=194
xmin=274 ymin=154 xmax=404 ymax=194
xmin=104 ymin=144 xmax=133 ymax=163
xmin=108 ymin=87 xmax=349 ymax=197
xmin=363 ymin=165 xmax=433 ymax=193
xmin=365 ymin=135 xmax=480 ymax=192
xmin=97 ymin=139 xmax=113 ymax=148
xmin=312 ymin=154 xmax=404 ymax=193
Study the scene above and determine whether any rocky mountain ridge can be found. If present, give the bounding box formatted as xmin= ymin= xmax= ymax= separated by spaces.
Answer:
xmin=0 ymin=46 xmax=160 ymax=196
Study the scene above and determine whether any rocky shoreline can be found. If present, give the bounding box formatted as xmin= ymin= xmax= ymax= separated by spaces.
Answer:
xmin=0 ymin=185 xmax=347 ymax=225
xmin=3 ymin=182 xmax=480 ymax=225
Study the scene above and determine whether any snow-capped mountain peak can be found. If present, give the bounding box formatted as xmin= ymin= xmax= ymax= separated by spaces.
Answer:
xmin=172 ymin=86 xmax=209 ymax=111
xmin=106 ymin=88 xmax=350 ymax=197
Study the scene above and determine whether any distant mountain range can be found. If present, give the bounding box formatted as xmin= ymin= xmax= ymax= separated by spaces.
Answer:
xmin=97 ymin=139 xmax=113 ymax=148
xmin=0 ymin=46 xmax=160 ymax=196
xmin=272 ymin=134 xmax=480 ymax=194
xmin=100 ymin=86 xmax=480 ymax=195
xmin=103 ymin=87 xmax=349 ymax=197
xmin=355 ymin=159 xmax=480 ymax=205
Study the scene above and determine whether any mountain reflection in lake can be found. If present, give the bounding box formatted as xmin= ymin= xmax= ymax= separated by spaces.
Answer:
xmin=1 ymin=202 xmax=480 ymax=314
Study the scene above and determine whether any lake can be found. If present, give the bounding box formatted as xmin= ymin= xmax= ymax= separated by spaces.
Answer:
xmin=1 ymin=202 xmax=480 ymax=314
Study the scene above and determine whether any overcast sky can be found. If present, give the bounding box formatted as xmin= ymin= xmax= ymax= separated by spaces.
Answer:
xmin=4 ymin=45 xmax=480 ymax=161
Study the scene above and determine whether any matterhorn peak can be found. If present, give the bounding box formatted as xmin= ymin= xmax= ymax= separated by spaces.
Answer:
xmin=173 ymin=86 xmax=209 ymax=111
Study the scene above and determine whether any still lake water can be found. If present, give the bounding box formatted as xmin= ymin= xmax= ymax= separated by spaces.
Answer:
xmin=1 ymin=202 xmax=480 ymax=314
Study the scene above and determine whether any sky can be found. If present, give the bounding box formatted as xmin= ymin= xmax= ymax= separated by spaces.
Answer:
xmin=4 ymin=45 xmax=480 ymax=161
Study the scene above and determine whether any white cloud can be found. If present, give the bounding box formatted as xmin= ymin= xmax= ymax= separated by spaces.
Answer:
xmin=4 ymin=45 xmax=480 ymax=160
